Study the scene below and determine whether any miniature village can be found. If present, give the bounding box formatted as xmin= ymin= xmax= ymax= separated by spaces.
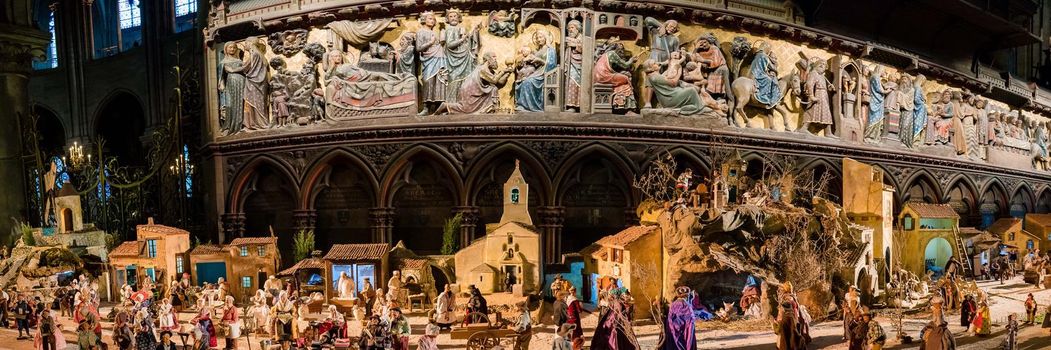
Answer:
xmin=3 ymin=153 xmax=1051 ymax=350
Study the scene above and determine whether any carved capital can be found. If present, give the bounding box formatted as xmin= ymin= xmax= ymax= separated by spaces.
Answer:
xmin=452 ymin=206 xmax=480 ymax=226
xmin=0 ymin=26 xmax=50 ymax=76
xmin=536 ymin=206 xmax=566 ymax=227
xmin=221 ymin=213 xmax=247 ymax=239
xmin=293 ymin=209 xmax=318 ymax=232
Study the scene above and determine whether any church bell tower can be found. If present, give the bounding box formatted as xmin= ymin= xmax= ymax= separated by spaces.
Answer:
xmin=499 ymin=160 xmax=532 ymax=226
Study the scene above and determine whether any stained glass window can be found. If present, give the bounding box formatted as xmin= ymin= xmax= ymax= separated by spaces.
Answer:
xmin=46 ymin=13 xmax=57 ymax=68
xmin=119 ymin=0 xmax=141 ymax=29
xmin=50 ymin=157 xmax=70 ymax=190
xmin=175 ymin=0 xmax=196 ymax=16
xmin=97 ymin=169 xmax=112 ymax=200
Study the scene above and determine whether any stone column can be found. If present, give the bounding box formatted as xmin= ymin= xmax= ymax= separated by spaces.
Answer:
xmin=452 ymin=206 xmax=479 ymax=250
xmin=293 ymin=209 xmax=317 ymax=233
xmin=369 ymin=207 xmax=395 ymax=243
xmin=537 ymin=206 xmax=565 ymax=264
xmin=0 ymin=25 xmax=49 ymax=239
xmin=220 ymin=212 xmax=246 ymax=240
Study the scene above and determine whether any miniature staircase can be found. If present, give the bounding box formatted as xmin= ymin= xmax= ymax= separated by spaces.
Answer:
xmin=951 ymin=226 xmax=974 ymax=279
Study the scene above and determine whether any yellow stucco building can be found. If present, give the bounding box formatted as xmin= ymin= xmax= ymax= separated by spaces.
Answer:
xmin=987 ymin=218 xmax=1040 ymax=256
xmin=841 ymin=158 xmax=894 ymax=287
xmin=897 ymin=203 xmax=963 ymax=278
xmin=1024 ymin=214 xmax=1051 ymax=251
xmin=455 ymin=160 xmax=541 ymax=294
xmin=581 ymin=225 xmax=661 ymax=319
xmin=109 ymin=218 xmax=191 ymax=290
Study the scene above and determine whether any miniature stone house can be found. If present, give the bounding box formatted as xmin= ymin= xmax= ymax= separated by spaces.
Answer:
xmin=842 ymin=158 xmax=895 ymax=286
xmin=455 ymin=161 xmax=541 ymax=294
xmin=187 ymin=237 xmax=280 ymax=302
xmin=54 ymin=182 xmax=83 ymax=233
xmin=897 ymin=203 xmax=963 ymax=278
xmin=109 ymin=219 xmax=191 ymax=290
xmin=1023 ymin=214 xmax=1051 ymax=251
xmin=581 ymin=225 xmax=661 ymax=319
xmin=987 ymin=218 xmax=1039 ymax=258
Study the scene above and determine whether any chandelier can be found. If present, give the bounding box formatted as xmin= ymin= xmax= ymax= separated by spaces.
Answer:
xmin=169 ymin=150 xmax=194 ymax=175
xmin=64 ymin=141 xmax=90 ymax=169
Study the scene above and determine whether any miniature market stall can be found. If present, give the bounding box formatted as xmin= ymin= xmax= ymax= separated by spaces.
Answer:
xmin=323 ymin=243 xmax=389 ymax=311
xmin=277 ymin=251 xmax=329 ymax=307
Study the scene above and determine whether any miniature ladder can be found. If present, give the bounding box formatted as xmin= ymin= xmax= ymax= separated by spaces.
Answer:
xmin=951 ymin=226 xmax=974 ymax=279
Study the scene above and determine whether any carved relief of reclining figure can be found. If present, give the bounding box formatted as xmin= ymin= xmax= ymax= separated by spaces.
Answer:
xmin=323 ymin=51 xmax=416 ymax=113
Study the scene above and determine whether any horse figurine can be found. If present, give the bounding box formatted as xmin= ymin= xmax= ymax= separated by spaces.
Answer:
xmin=730 ymin=43 xmax=804 ymax=130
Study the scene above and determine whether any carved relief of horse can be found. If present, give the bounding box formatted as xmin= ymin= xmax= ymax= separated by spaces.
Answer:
xmin=730 ymin=68 xmax=801 ymax=130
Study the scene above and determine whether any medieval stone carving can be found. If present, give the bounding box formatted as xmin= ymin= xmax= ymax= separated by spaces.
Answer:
xmin=269 ymin=53 xmax=320 ymax=127
xmin=864 ymin=65 xmax=888 ymax=142
xmin=642 ymin=17 xmax=680 ymax=109
xmin=688 ymin=33 xmax=731 ymax=101
xmin=416 ymin=12 xmax=446 ymax=115
xmin=445 ymin=9 xmax=481 ymax=106
xmin=1034 ymin=121 xmax=1050 ymax=171
xmin=594 ymin=40 xmax=640 ymax=114
xmin=218 ymin=42 xmax=245 ymax=136
xmin=243 ymin=37 xmax=270 ymax=131
xmin=486 ymin=10 xmax=518 ymax=38
xmin=322 ymin=48 xmax=417 ymax=119
xmin=433 ymin=52 xmax=512 ymax=115
xmin=268 ymin=29 xmax=309 ymax=57
xmin=801 ymin=59 xmax=833 ymax=136
xmin=642 ymin=56 xmax=727 ymax=118
xmin=395 ymin=32 xmax=416 ymax=76
xmin=730 ymin=40 xmax=797 ymax=129
xmin=515 ymin=30 xmax=557 ymax=112
xmin=564 ymin=20 xmax=584 ymax=111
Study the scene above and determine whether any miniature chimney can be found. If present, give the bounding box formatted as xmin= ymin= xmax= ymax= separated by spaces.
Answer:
xmin=499 ymin=159 xmax=532 ymax=226
xmin=147 ymin=217 xmax=154 ymax=225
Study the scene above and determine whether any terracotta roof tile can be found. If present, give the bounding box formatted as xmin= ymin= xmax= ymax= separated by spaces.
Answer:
xmin=323 ymin=243 xmax=390 ymax=261
xmin=277 ymin=258 xmax=327 ymax=276
xmin=110 ymin=242 xmax=143 ymax=257
xmin=905 ymin=203 xmax=959 ymax=219
xmin=136 ymin=223 xmax=189 ymax=236
xmin=594 ymin=226 xmax=658 ymax=248
xmin=191 ymin=244 xmax=226 ymax=256
xmin=395 ymin=258 xmax=429 ymax=270
xmin=959 ymin=227 xmax=985 ymax=237
xmin=986 ymin=218 xmax=1022 ymax=235
xmin=229 ymin=237 xmax=278 ymax=246
xmin=580 ymin=244 xmax=602 ymax=257
xmin=843 ymin=245 xmax=866 ymax=266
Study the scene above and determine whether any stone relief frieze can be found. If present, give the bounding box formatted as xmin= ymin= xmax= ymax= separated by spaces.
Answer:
xmin=352 ymin=143 xmax=407 ymax=172
xmin=522 ymin=140 xmax=583 ymax=171
xmin=208 ymin=6 xmax=1051 ymax=174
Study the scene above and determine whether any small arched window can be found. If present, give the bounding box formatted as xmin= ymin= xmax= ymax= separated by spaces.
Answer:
xmin=510 ymin=187 xmax=520 ymax=204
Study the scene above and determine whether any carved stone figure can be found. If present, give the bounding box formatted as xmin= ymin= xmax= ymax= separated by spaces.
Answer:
xmin=864 ymin=65 xmax=887 ymax=142
xmin=987 ymin=111 xmax=1004 ymax=146
xmin=898 ymin=75 xmax=915 ymax=147
xmin=564 ymin=20 xmax=584 ymax=111
xmin=323 ymin=50 xmax=416 ymax=117
xmin=928 ymin=91 xmax=954 ymax=145
xmin=416 ymin=12 xmax=447 ymax=114
xmin=950 ymin=91 xmax=968 ymax=155
xmin=486 ymin=10 xmax=518 ymax=38
xmin=594 ymin=41 xmax=639 ymax=114
xmin=1034 ymin=121 xmax=1050 ymax=171
xmin=395 ymin=32 xmax=417 ymax=76
xmin=269 ymin=58 xmax=293 ymax=127
xmin=515 ymin=31 xmax=557 ymax=112
xmin=643 ymin=59 xmax=726 ymax=117
xmin=962 ymin=92 xmax=982 ymax=159
xmin=911 ymin=74 xmax=929 ymax=147
xmin=689 ymin=33 xmax=730 ymax=98
xmin=444 ymin=9 xmax=480 ymax=104
xmin=882 ymin=73 xmax=900 ymax=138
xmin=749 ymin=41 xmax=781 ymax=110
xmin=433 ymin=52 xmax=512 ymax=115
xmin=218 ymin=42 xmax=245 ymax=135
xmin=267 ymin=29 xmax=308 ymax=57
xmin=643 ymin=17 xmax=681 ymax=107
xmin=801 ymin=59 xmax=833 ymax=136
xmin=841 ymin=74 xmax=857 ymax=122
xmin=242 ymin=37 xmax=270 ymax=130
xmin=730 ymin=41 xmax=798 ymax=129
xmin=359 ymin=41 xmax=397 ymax=73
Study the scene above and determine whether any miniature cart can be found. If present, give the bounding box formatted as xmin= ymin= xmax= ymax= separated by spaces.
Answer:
xmin=450 ymin=312 xmax=520 ymax=350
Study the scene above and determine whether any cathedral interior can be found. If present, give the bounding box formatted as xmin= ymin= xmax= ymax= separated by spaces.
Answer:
xmin=2 ymin=0 xmax=1051 ymax=267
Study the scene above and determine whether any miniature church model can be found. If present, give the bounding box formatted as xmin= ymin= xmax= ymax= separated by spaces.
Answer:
xmin=455 ymin=160 xmax=541 ymax=294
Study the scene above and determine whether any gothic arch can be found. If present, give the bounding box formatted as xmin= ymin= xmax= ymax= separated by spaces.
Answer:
xmin=800 ymin=158 xmax=843 ymax=202
xmin=235 ymin=157 xmax=300 ymax=246
xmin=553 ymin=142 xmax=638 ymax=206
xmin=464 ymin=142 xmax=553 ymax=206
xmin=92 ymin=90 xmax=148 ymax=165
xmin=1037 ymin=187 xmax=1051 ymax=213
xmin=378 ymin=144 xmax=464 ymax=207
xmin=302 ymin=148 xmax=380 ymax=245
xmin=943 ymin=175 xmax=979 ymax=223
xmin=554 ymin=143 xmax=637 ymax=254
xmin=300 ymin=148 xmax=379 ymax=209
xmin=902 ymin=169 xmax=942 ymax=204
xmin=227 ymin=155 xmax=300 ymax=214
xmin=641 ymin=147 xmax=711 ymax=179
xmin=381 ymin=145 xmax=464 ymax=254
xmin=1009 ymin=183 xmax=1036 ymax=217
xmin=32 ymin=104 xmax=67 ymax=156
xmin=979 ymin=178 xmax=1009 ymax=217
